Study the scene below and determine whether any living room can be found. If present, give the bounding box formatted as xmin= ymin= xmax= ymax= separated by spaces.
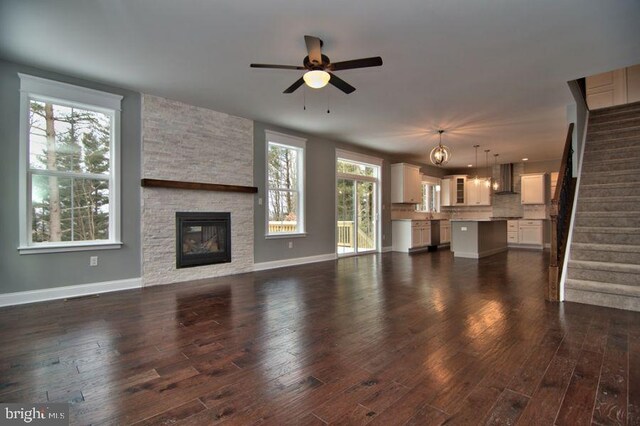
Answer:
xmin=1 ymin=1 xmax=640 ymax=424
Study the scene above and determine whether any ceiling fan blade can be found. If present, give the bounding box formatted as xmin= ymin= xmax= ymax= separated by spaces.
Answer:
xmin=251 ymin=63 xmax=305 ymax=70
xmin=328 ymin=73 xmax=356 ymax=94
xmin=304 ymin=35 xmax=323 ymax=65
xmin=330 ymin=56 xmax=383 ymax=71
xmin=283 ymin=77 xmax=305 ymax=94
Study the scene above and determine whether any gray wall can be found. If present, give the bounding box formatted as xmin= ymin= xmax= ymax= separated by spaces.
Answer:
xmin=253 ymin=121 xmax=394 ymax=263
xmin=0 ymin=59 xmax=141 ymax=293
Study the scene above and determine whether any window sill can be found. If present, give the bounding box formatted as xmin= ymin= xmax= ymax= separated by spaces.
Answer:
xmin=18 ymin=241 xmax=123 ymax=255
xmin=265 ymin=233 xmax=307 ymax=240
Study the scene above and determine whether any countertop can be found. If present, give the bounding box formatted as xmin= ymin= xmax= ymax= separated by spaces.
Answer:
xmin=450 ymin=218 xmax=507 ymax=222
xmin=391 ymin=218 xmax=448 ymax=222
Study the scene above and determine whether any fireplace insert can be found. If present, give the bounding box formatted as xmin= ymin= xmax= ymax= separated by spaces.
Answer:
xmin=176 ymin=212 xmax=231 ymax=268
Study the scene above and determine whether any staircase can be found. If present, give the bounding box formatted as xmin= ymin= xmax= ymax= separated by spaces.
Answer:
xmin=565 ymin=101 xmax=640 ymax=311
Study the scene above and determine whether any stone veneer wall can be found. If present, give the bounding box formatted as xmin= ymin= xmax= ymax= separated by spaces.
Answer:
xmin=141 ymin=95 xmax=254 ymax=286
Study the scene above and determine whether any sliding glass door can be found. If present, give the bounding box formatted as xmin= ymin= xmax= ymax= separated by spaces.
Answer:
xmin=336 ymin=156 xmax=380 ymax=256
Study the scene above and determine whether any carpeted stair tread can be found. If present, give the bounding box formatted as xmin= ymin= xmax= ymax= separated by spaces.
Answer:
xmin=589 ymin=101 xmax=640 ymax=117
xmin=571 ymin=242 xmax=640 ymax=253
xmin=578 ymin=195 xmax=640 ymax=202
xmin=579 ymin=172 xmax=640 ymax=185
xmin=589 ymin=117 xmax=640 ymax=132
xmin=578 ymin=182 xmax=638 ymax=190
xmin=587 ymin=124 xmax=640 ymax=135
xmin=575 ymin=212 xmax=640 ymax=220
xmin=568 ymin=259 xmax=640 ymax=273
xmin=586 ymin=138 xmax=640 ymax=151
xmin=590 ymin=109 xmax=640 ymax=124
xmin=574 ymin=226 xmax=640 ymax=234
xmin=565 ymin=279 xmax=640 ymax=298
xmin=582 ymin=154 xmax=640 ymax=165
xmin=570 ymin=243 xmax=640 ymax=264
xmin=583 ymin=146 xmax=640 ymax=161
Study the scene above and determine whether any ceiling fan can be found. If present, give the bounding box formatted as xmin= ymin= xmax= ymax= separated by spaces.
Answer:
xmin=250 ymin=35 xmax=383 ymax=94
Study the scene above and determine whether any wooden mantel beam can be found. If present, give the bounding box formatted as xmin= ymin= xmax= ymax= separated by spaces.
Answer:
xmin=141 ymin=178 xmax=258 ymax=194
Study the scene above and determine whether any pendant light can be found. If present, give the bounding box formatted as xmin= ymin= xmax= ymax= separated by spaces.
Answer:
xmin=492 ymin=154 xmax=500 ymax=190
xmin=473 ymin=145 xmax=480 ymax=185
xmin=484 ymin=149 xmax=491 ymax=188
xmin=430 ymin=130 xmax=451 ymax=166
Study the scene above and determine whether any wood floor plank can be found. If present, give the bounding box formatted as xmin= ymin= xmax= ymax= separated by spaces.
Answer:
xmin=507 ymin=327 xmax=564 ymax=396
xmin=0 ymin=250 xmax=638 ymax=425
xmin=517 ymin=353 xmax=577 ymax=424
xmin=132 ymin=398 xmax=206 ymax=425
xmin=629 ymin=328 xmax=640 ymax=426
xmin=593 ymin=330 xmax=629 ymax=425
xmin=483 ymin=389 xmax=529 ymax=425
xmin=555 ymin=349 xmax=603 ymax=426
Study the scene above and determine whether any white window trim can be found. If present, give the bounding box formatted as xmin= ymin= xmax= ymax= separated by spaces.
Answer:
xmin=265 ymin=130 xmax=306 ymax=238
xmin=17 ymin=74 xmax=123 ymax=254
xmin=336 ymin=149 xmax=383 ymax=167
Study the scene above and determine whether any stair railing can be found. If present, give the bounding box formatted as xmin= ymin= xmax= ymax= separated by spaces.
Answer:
xmin=548 ymin=123 xmax=576 ymax=301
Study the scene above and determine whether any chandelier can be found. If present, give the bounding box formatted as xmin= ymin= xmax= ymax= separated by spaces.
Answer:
xmin=430 ymin=130 xmax=451 ymax=166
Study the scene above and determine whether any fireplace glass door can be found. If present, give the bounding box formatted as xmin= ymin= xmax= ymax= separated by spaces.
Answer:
xmin=176 ymin=212 xmax=231 ymax=268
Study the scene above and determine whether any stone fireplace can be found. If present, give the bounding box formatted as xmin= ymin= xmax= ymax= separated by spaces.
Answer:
xmin=176 ymin=212 xmax=231 ymax=268
xmin=141 ymin=94 xmax=254 ymax=286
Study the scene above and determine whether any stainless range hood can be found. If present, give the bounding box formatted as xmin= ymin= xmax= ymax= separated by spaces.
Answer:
xmin=494 ymin=163 xmax=518 ymax=194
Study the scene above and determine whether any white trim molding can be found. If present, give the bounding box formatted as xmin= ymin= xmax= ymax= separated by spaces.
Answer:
xmin=381 ymin=246 xmax=393 ymax=253
xmin=0 ymin=278 xmax=141 ymax=307
xmin=336 ymin=149 xmax=384 ymax=167
xmin=18 ymin=73 xmax=123 ymax=111
xmin=18 ymin=73 xmax=123 ymax=254
xmin=253 ymin=253 xmax=336 ymax=272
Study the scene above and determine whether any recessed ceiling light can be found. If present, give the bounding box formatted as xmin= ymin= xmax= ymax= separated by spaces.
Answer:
xmin=522 ymin=158 xmax=529 ymax=161
xmin=467 ymin=164 xmax=473 ymax=167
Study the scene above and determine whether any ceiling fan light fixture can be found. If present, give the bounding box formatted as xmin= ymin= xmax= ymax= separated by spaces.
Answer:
xmin=430 ymin=130 xmax=451 ymax=166
xmin=303 ymin=70 xmax=330 ymax=89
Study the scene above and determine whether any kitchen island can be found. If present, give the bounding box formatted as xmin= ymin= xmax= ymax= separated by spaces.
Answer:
xmin=450 ymin=219 xmax=507 ymax=258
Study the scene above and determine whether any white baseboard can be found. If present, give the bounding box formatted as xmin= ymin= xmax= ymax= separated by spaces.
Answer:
xmin=253 ymin=253 xmax=337 ymax=271
xmin=0 ymin=278 xmax=142 ymax=307
xmin=381 ymin=246 xmax=392 ymax=253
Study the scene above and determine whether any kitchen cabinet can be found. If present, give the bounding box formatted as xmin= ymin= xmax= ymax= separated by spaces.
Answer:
xmin=507 ymin=220 xmax=519 ymax=244
xmin=391 ymin=163 xmax=422 ymax=204
xmin=466 ymin=181 xmax=491 ymax=206
xmin=392 ymin=220 xmax=432 ymax=252
xmin=507 ymin=219 xmax=543 ymax=248
xmin=521 ymin=173 xmax=546 ymax=205
xmin=519 ymin=220 xmax=543 ymax=245
xmin=441 ymin=175 xmax=467 ymax=206
xmin=440 ymin=220 xmax=451 ymax=244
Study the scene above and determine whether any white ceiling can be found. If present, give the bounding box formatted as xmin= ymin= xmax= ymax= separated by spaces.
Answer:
xmin=1 ymin=0 xmax=639 ymax=168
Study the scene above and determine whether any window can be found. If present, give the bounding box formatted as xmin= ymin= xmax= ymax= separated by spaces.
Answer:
xmin=266 ymin=131 xmax=306 ymax=236
xmin=18 ymin=74 xmax=123 ymax=253
xmin=418 ymin=178 xmax=441 ymax=213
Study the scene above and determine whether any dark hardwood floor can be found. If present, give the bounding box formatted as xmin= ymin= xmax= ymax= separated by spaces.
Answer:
xmin=1 ymin=250 xmax=639 ymax=425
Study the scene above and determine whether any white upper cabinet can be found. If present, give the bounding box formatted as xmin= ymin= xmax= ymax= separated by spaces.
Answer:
xmin=466 ymin=181 xmax=491 ymax=206
xmin=391 ymin=163 xmax=422 ymax=203
xmin=441 ymin=175 xmax=467 ymax=206
xmin=521 ymin=173 xmax=546 ymax=205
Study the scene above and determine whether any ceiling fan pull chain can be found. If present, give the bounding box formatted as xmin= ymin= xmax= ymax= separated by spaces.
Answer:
xmin=303 ymin=86 xmax=306 ymax=111
xmin=327 ymin=90 xmax=330 ymax=114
